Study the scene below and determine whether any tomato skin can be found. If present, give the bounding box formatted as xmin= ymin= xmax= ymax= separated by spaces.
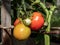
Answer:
xmin=14 ymin=18 xmax=20 ymax=26
xmin=30 ymin=12 xmax=44 ymax=31
xmin=13 ymin=23 xmax=31 ymax=40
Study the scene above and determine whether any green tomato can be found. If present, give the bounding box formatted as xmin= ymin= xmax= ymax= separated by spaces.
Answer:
xmin=23 ymin=18 xmax=31 ymax=26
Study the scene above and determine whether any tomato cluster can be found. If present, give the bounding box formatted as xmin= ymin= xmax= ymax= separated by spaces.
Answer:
xmin=13 ymin=12 xmax=44 ymax=40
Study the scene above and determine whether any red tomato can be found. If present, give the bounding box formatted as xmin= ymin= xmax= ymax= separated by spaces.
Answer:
xmin=14 ymin=18 xmax=20 ymax=26
xmin=30 ymin=12 xmax=44 ymax=31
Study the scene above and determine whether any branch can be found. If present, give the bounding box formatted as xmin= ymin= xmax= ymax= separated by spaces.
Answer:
xmin=39 ymin=1 xmax=48 ymax=16
xmin=49 ymin=5 xmax=56 ymax=15
xmin=39 ymin=0 xmax=49 ymax=27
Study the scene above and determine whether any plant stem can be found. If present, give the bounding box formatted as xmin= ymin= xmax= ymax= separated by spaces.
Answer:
xmin=39 ymin=1 xmax=56 ymax=45
xmin=44 ymin=5 xmax=56 ymax=45
xmin=39 ymin=1 xmax=50 ymax=45
xmin=44 ymin=12 xmax=50 ymax=45
xmin=39 ymin=1 xmax=49 ymax=24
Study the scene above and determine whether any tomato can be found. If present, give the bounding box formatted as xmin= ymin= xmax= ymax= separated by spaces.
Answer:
xmin=13 ymin=23 xmax=31 ymax=40
xmin=23 ymin=18 xmax=31 ymax=26
xmin=14 ymin=18 xmax=20 ymax=26
xmin=30 ymin=12 xmax=44 ymax=31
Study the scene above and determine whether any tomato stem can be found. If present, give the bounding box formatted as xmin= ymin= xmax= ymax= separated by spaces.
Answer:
xmin=45 ymin=6 xmax=56 ymax=45
xmin=39 ymin=0 xmax=56 ymax=45
xmin=39 ymin=0 xmax=49 ymax=24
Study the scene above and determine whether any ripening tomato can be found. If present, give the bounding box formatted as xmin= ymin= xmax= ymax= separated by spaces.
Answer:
xmin=13 ymin=23 xmax=31 ymax=40
xmin=30 ymin=12 xmax=44 ymax=31
xmin=14 ymin=18 xmax=20 ymax=26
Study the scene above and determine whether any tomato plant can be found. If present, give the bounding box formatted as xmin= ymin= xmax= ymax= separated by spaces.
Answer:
xmin=30 ymin=12 xmax=44 ymax=31
xmin=12 ymin=0 xmax=56 ymax=45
